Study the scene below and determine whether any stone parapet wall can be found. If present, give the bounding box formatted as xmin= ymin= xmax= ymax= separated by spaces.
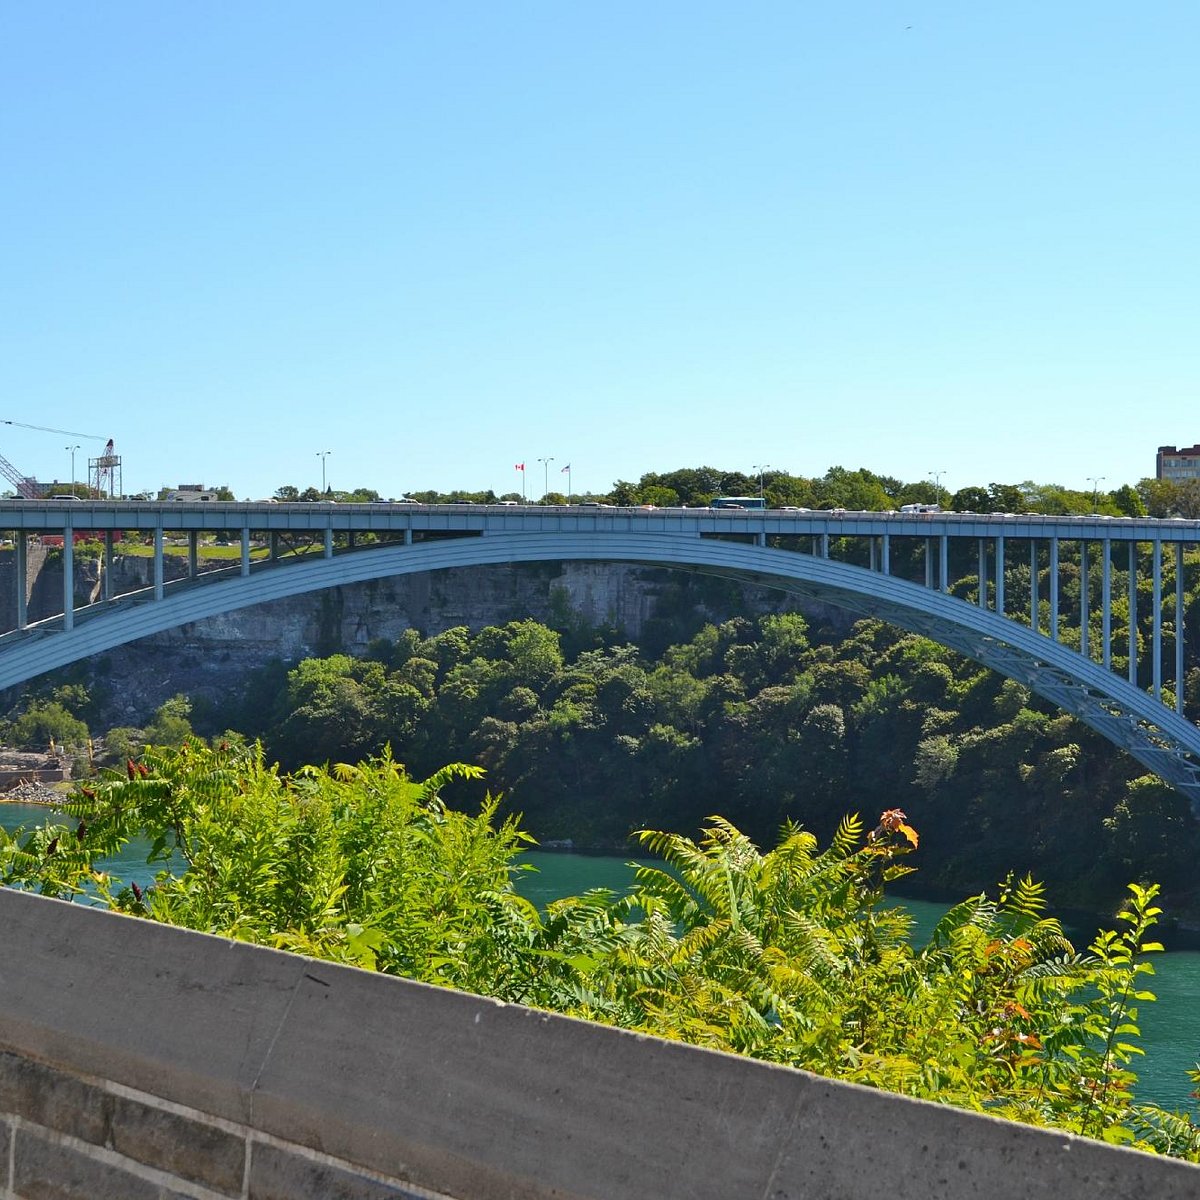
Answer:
xmin=0 ymin=1054 xmax=443 ymax=1199
xmin=0 ymin=888 xmax=1198 ymax=1199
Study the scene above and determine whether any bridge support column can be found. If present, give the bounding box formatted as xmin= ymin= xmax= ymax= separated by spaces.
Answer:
xmin=977 ymin=538 xmax=987 ymax=609
xmin=995 ymin=535 xmax=1005 ymax=616
xmin=404 ymin=528 xmax=413 ymax=546
xmin=324 ymin=528 xmax=334 ymax=558
xmin=939 ymin=535 xmax=948 ymax=592
xmin=1153 ymin=539 xmax=1162 ymax=701
xmin=348 ymin=532 xmax=356 ymax=551
xmin=1176 ymin=543 xmax=1185 ymax=713
xmin=1102 ymin=539 xmax=1112 ymax=670
xmin=1128 ymin=542 xmax=1138 ymax=685
xmin=869 ymin=539 xmax=876 ymax=572
xmin=103 ymin=533 xmax=113 ymax=602
xmin=240 ymin=529 xmax=250 ymax=577
xmin=63 ymin=524 xmax=74 ymax=632
xmin=15 ymin=534 xmax=26 ymax=630
xmin=1080 ymin=541 xmax=1089 ymax=660
xmin=1050 ymin=538 xmax=1059 ymax=641
xmin=821 ymin=533 xmax=829 ymax=558
xmin=188 ymin=532 xmax=198 ymax=579
xmin=154 ymin=527 xmax=164 ymax=601
xmin=270 ymin=532 xmax=279 ymax=561
xmin=756 ymin=532 xmax=766 ymax=547
xmin=1030 ymin=540 xmax=1039 ymax=634
xmin=924 ymin=538 xmax=932 ymax=588
xmin=881 ymin=533 xmax=890 ymax=575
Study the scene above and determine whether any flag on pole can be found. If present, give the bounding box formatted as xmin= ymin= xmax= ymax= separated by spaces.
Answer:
xmin=515 ymin=463 xmax=525 ymax=471
xmin=561 ymin=463 xmax=571 ymax=472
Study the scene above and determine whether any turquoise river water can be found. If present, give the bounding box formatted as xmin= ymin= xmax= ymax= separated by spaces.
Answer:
xmin=3 ymin=803 xmax=1196 ymax=1112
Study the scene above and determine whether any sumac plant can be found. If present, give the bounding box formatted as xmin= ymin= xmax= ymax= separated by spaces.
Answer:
xmin=2 ymin=739 xmax=1198 ymax=1159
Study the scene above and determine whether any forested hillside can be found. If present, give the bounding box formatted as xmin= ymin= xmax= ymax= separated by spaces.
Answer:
xmin=196 ymin=606 xmax=1198 ymax=921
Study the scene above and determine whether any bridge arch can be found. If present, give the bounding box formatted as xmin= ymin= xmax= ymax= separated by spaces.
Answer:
xmin=5 ymin=532 xmax=1200 ymax=805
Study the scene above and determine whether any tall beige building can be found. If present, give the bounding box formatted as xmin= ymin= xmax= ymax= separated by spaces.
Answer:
xmin=1156 ymin=444 xmax=1200 ymax=480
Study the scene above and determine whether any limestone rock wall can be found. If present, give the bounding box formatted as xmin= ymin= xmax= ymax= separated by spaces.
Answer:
xmin=0 ymin=548 xmax=848 ymax=725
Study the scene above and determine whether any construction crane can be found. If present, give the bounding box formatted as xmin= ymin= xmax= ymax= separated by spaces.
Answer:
xmin=0 ymin=420 xmax=112 ymax=498
xmin=0 ymin=450 xmax=39 ymax=498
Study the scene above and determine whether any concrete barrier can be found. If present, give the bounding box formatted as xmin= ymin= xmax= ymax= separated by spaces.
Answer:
xmin=0 ymin=887 xmax=1197 ymax=1199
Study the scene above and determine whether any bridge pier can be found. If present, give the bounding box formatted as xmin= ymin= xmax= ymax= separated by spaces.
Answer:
xmin=1128 ymin=542 xmax=1137 ymax=684
xmin=1050 ymin=539 xmax=1059 ymax=641
xmin=1102 ymin=540 xmax=1112 ymax=670
xmin=153 ymin=527 xmax=164 ymax=601
xmin=1153 ymin=540 xmax=1163 ymax=701
xmin=104 ymin=533 xmax=114 ymax=602
xmin=62 ymin=520 xmax=74 ymax=632
xmin=1177 ymin=543 xmax=1185 ymax=713
xmin=1081 ymin=541 xmax=1090 ymax=660
xmin=1030 ymin=540 xmax=1039 ymax=634
xmin=995 ymin=535 xmax=1005 ymax=616
xmin=325 ymin=528 xmax=334 ymax=558
xmin=15 ymin=535 xmax=26 ymax=630
xmin=241 ymin=529 xmax=250 ymax=577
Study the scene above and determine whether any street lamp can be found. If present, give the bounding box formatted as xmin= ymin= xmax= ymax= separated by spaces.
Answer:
xmin=537 ymin=457 xmax=555 ymax=499
xmin=1087 ymin=476 xmax=1105 ymax=513
xmin=317 ymin=450 xmax=332 ymax=495
xmin=752 ymin=463 xmax=770 ymax=502
xmin=66 ymin=445 xmax=80 ymax=496
xmin=929 ymin=469 xmax=946 ymax=508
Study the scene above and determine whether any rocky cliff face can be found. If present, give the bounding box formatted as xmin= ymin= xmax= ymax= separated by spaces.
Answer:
xmin=0 ymin=549 xmax=845 ymax=726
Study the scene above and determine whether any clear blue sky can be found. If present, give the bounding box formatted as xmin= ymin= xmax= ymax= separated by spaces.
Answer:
xmin=2 ymin=2 xmax=1196 ymax=500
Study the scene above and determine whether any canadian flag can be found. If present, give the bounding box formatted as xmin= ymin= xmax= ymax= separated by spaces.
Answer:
xmin=514 ymin=463 xmax=525 ymax=471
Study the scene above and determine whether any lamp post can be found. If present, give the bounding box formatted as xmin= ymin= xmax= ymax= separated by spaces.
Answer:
xmin=929 ymin=469 xmax=946 ymax=507
xmin=66 ymin=445 xmax=80 ymax=496
xmin=1087 ymin=476 xmax=1105 ymax=513
xmin=537 ymin=457 xmax=555 ymax=499
xmin=317 ymin=450 xmax=332 ymax=495
xmin=752 ymin=463 xmax=770 ymax=503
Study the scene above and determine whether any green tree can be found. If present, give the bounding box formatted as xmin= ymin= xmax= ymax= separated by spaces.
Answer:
xmin=1137 ymin=477 xmax=1178 ymax=518
xmin=9 ymin=701 xmax=88 ymax=752
xmin=813 ymin=466 xmax=890 ymax=511
xmin=950 ymin=485 xmax=991 ymax=512
xmin=143 ymin=695 xmax=194 ymax=747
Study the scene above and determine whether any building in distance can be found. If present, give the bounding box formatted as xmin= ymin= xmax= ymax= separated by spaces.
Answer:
xmin=1156 ymin=445 xmax=1200 ymax=481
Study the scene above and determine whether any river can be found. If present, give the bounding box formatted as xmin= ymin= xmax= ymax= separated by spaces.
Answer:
xmin=2 ymin=804 xmax=1195 ymax=1111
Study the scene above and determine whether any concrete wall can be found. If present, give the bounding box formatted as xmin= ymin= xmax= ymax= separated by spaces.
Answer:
xmin=0 ymin=888 xmax=1198 ymax=1200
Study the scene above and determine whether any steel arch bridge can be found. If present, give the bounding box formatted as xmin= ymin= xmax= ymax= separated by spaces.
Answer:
xmin=2 ymin=506 xmax=1200 ymax=806
xmin=2 ymin=502 xmax=1200 ymax=807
